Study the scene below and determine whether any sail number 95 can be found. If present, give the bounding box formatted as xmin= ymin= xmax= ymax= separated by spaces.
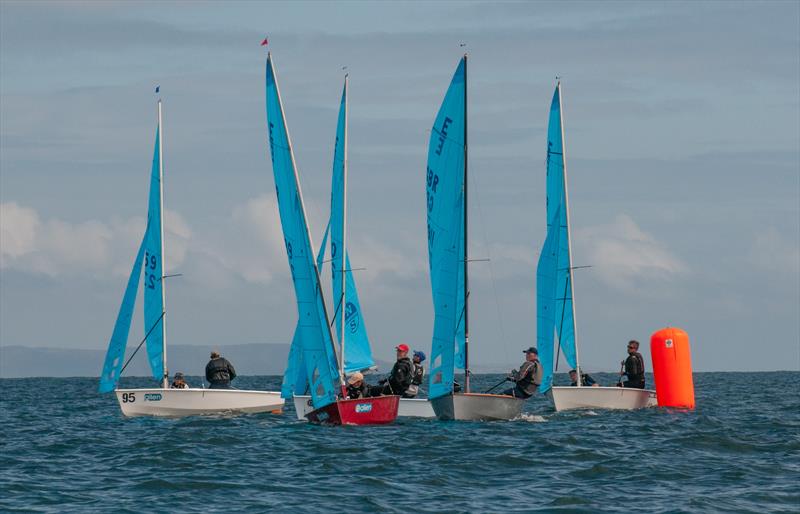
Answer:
xmin=121 ymin=392 xmax=136 ymax=403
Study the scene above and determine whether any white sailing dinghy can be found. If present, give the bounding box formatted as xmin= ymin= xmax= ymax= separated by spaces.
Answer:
xmin=286 ymin=75 xmax=435 ymax=419
xmin=536 ymin=82 xmax=656 ymax=411
xmin=98 ymin=97 xmax=284 ymax=417
xmin=266 ymin=53 xmax=398 ymax=425
xmin=425 ymin=55 xmax=525 ymax=421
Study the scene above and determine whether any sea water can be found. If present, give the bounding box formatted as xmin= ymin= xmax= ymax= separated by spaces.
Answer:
xmin=1 ymin=372 xmax=798 ymax=512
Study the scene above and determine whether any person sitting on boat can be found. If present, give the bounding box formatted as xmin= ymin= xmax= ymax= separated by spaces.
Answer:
xmin=403 ymin=351 xmax=426 ymax=398
xmin=170 ymin=372 xmax=189 ymax=389
xmin=619 ymin=340 xmax=646 ymax=389
xmin=205 ymin=351 xmax=237 ymax=389
xmin=345 ymin=372 xmax=369 ymax=399
xmin=372 ymin=343 xmax=414 ymax=396
xmin=568 ymin=368 xmax=598 ymax=387
xmin=501 ymin=347 xmax=542 ymax=399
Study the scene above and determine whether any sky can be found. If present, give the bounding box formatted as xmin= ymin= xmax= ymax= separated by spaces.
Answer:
xmin=1 ymin=0 xmax=798 ymax=373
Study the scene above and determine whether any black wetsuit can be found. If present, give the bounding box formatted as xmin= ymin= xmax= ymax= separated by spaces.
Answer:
xmin=372 ymin=357 xmax=414 ymax=396
xmin=570 ymin=373 xmax=596 ymax=387
xmin=346 ymin=382 xmax=369 ymax=399
xmin=205 ymin=357 xmax=237 ymax=389
xmin=623 ymin=352 xmax=645 ymax=389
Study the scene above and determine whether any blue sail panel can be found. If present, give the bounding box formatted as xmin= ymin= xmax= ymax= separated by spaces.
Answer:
xmin=266 ymin=54 xmax=340 ymax=409
xmin=282 ymin=222 xmax=329 ymax=399
xmin=536 ymin=206 xmax=561 ymax=393
xmin=341 ymin=252 xmax=374 ymax=373
xmin=546 ymin=86 xmax=577 ymax=372
xmin=329 ymin=80 xmax=375 ymax=374
xmin=99 ymin=236 xmax=146 ymax=393
xmin=143 ymin=126 xmax=164 ymax=381
xmin=426 ymin=58 xmax=466 ymax=399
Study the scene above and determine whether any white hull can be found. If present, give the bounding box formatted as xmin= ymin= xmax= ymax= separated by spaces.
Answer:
xmin=292 ymin=395 xmax=435 ymax=419
xmin=115 ymin=388 xmax=284 ymax=418
xmin=550 ymin=386 xmax=657 ymax=411
xmin=430 ymin=393 xmax=526 ymax=421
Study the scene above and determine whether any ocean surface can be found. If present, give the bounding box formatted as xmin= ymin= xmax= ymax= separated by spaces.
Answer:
xmin=1 ymin=372 xmax=798 ymax=513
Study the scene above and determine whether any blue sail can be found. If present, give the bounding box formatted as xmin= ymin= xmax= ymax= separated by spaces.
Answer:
xmin=98 ymin=236 xmax=146 ymax=393
xmin=542 ymin=85 xmax=577 ymax=382
xmin=426 ymin=58 xmax=466 ymax=400
xmin=536 ymin=205 xmax=562 ymax=393
xmin=329 ymin=80 xmax=375 ymax=374
xmin=266 ymin=54 xmax=340 ymax=409
xmin=282 ymin=223 xmax=329 ymax=399
xmin=143 ymin=124 xmax=164 ymax=382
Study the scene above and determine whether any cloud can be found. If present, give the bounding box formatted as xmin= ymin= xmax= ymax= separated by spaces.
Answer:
xmin=750 ymin=227 xmax=800 ymax=275
xmin=574 ymin=214 xmax=688 ymax=290
xmin=0 ymin=201 xmax=190 ymax=278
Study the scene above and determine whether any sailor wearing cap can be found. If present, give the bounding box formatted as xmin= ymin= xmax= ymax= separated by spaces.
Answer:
xmin=372 ymin=344 xmax=415 ymax=396
xmin=403 ymin=351 xmax=426 ymax=398
xmin=345 ymin=372 xmax=369 ymax=399
xmin=501 ymin=347 xmax=542 ymax=399
xmin=170 ymin=371 xmax=189 ymax=389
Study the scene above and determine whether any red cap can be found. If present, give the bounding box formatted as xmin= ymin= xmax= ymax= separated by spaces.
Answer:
xmin=395 ymin=344 xmax=410 ymax=352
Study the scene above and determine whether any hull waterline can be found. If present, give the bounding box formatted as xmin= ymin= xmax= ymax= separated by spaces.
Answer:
xmin=430 ymin=392 xmax=525 ymax=421
xmin=550 ymin=386 xmax=657 ymax=411
xmin=293 ymin=395 xmax=434 ymax=419
xmin=305 ymin=395 xmax=400 ymax=425
xmin=115 ymin=388 xmax=284 ymax=418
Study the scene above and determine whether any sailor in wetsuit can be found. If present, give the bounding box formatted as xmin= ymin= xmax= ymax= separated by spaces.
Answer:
xmin=502 ymin=347 xmax=542 ymax=399
xmin=371 ymin=344 xmax=414 ymax=396
xmin=619 ymin=340 xmax=646 ymax=389
xmin=345 ymin=372 xmax=369 ymax=399
xmin=205 ymin=351 xmax=237 ymax=389
xmin=568 ymin=368 xmax=598 ymax=387
xmin=403 ymin=351 xmax=426 ymax=398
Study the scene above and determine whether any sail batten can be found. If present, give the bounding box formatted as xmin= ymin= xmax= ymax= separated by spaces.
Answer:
xmin=267 ymin=54 xmax=340 ymax=409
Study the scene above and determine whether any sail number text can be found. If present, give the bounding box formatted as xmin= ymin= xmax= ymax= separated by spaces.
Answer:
xmin=143 ymin=252 xmax=158 ymax=289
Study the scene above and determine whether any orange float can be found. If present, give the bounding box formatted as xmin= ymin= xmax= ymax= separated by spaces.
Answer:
xmin=650 ymin=327 xmax=695 ymax=409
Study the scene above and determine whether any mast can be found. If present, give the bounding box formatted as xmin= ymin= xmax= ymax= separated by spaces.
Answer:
xmin=339 ymin=74 xmax=348 ymax=381
xmin=462 ymin=53 xmax=470 ymax=393
xmin=557 ymin=81 xmax=582 ymax=386
xmin=269 ymin=53 xmax=345 ymax=389
xmin=158 ymin=98 xmax=168 ymax=389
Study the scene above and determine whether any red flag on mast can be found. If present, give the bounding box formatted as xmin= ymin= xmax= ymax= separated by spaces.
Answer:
xmin=261 ymin=37 xmax=269 ymax=46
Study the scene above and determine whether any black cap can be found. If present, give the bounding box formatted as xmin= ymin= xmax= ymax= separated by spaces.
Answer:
xmin=523 ymin=347 xmax=538 ymax=354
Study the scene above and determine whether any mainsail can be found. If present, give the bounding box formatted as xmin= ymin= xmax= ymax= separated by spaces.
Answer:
xmin=329 ymin=78 xmax=375 ymax=374
xmin=98 ymin=237 xmax=146 ymax=393
xmin=143 ymin=120 xmax=165 ymax=382
xmin=266 ymin=53 xmax=340 ymax=409
xmin=538 ymin=84 xmax=578 ymax=392
xmin=426 ymin=57 xmax=467 ymax=400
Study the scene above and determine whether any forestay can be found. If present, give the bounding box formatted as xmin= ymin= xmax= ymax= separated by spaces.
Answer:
xmin=266 ymin=54 xmax=340 ymax=409
xmin=329 ymin=81 xmax=375 ymax=374
xmin=426 ymin=58 xmax=466 ymax=400
xmin=143 ymin=125 xmax=165 ymax=381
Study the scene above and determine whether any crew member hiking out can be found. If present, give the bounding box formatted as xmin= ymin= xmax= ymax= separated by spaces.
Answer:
xmin=205 ymin=350 xmax=237 ymax=389
xmin=403 ymin=351 xmax=426 ymax=398
xmin=502 ymin=347 xmax=542 ymax=399
xmin=371 ymin=344 xmax=414 ymax=396
xmin=619 ymin=340 xmax=646 ymax=389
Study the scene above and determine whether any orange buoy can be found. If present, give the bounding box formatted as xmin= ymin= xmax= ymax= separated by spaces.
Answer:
xmin=650 ymin=327 xmax=695 ymax=409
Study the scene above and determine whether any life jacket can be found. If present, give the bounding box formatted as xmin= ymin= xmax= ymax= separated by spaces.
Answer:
xmin=405 ymin=363 xmax=425 ymax=397
xmin=517 ymin=359 xmax=541 ymax=395
xmin=625 ymin=352 xmax=645 ymax=380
